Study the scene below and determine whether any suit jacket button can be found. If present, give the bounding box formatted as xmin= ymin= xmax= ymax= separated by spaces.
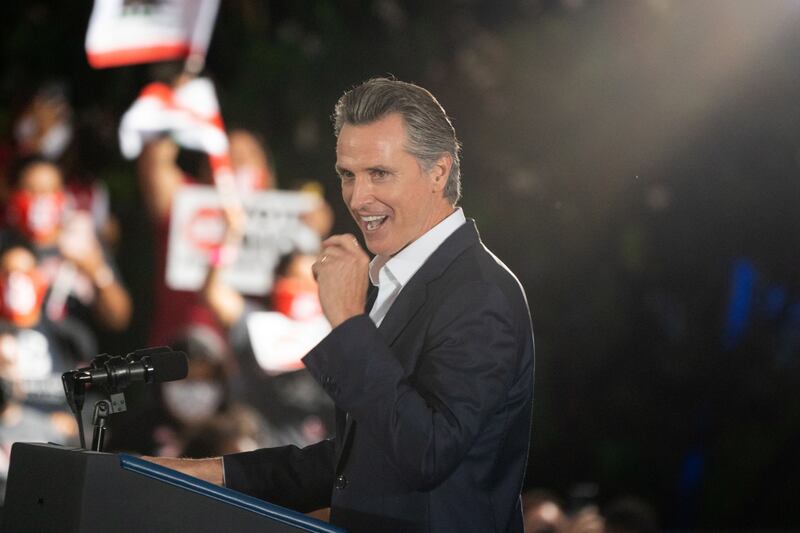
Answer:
xmin=335 ymin=474 xmax=348 ymax=490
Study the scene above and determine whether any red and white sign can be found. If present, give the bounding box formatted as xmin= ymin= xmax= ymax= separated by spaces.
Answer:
xmin=166 ymin=185 xmax=322 ymax=296
xmin=119 ymin=78 xmax=228 ymax=160
xmin=120 ymin=77 xmax=246 ymax=215
xmin=246 ymin=312 xmax=331 ymax=375
xmin=85 ymin=0 xmax=220 ymax=69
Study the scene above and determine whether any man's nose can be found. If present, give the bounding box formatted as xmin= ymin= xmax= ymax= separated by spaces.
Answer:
xmin=348 ymin=176 xmax=372 ymax=210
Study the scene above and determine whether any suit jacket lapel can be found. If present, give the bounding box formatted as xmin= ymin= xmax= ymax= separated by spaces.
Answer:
xmin=376 ymin=282 xmax=426 ymax=346
xmin=376 ymin=220 xmax=479 ymax=345
xmin=334 ymin=221 xmax=481 ymax=472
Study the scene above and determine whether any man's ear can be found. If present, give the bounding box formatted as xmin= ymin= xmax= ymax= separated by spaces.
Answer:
xmin=429 ymin=153 xmax=452 ymax=193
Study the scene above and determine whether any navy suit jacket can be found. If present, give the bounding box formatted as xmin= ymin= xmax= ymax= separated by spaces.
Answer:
xmin=223 ymin=220 xmax=534 ymax=533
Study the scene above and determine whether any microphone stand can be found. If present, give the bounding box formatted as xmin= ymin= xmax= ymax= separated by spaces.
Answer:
xmin=90 ymin=391 xmax=128 ymax=452
xmin=62 ymin=346 xmax=185 ymax=452
xmin=62 ymin=370 xmax=87 ymax=449
xmin=91 ymin=399 xmax=111 ymax=452
xmin=63 ymin=354 xmax=133 ymax=452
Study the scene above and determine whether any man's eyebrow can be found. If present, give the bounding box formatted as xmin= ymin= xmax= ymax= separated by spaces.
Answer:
xmin=366 ymin=165 xmax=392 ymax=173
xmin=335 ymin=164 xmax=393 ymax=175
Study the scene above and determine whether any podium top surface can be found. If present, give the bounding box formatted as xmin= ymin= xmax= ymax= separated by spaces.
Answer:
xmin=119 ymin=453 xmax=344 ymax=533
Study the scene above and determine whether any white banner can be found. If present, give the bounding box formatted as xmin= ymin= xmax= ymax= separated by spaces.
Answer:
xmin=166 ymin=185 xmax=322 ymax=295
xmin=85 ymin=0 xmax=220 ymax=69
xmin=246 ymin=313 xmax=331 ymax=375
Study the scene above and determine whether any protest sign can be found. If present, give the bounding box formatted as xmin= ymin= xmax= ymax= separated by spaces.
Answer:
xmin=166 ymin=185 xmax=321 ymax=295
xmin=86 ymin=0 xmax=220 ymax=70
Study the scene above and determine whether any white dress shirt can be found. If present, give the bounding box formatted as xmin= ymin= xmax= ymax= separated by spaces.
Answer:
xmin=368 ymin=208 xmax=466 ymax=326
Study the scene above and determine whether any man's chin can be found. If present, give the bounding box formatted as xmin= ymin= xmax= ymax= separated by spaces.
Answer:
xmin=363 ymin=236 xmax=392 ymax=257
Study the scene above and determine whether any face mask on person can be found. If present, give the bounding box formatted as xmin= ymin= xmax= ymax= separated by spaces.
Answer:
xmin=6 ymin=190 xmax=66 ymax=244
xmin=14 ymin=116 xmax=73 ymax=160
xmin=271 ymin=277 xmax=322 ymax=321
xmin=0 ymin=270 xmax=47 ymax=327
xmin=162 ymin=380 xmax=224 ymax=424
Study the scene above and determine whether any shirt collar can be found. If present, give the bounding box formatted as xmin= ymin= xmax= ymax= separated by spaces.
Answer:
xmin=369 ymin=207 xmax=466 ymax=288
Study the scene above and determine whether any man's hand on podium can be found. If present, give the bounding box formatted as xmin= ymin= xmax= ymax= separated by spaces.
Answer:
xmin=141 ymin=456 xmax=225 ymax=486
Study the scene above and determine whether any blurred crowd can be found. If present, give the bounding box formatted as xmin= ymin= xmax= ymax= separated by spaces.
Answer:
xmin=522 ymin=487 xmax=658 ymax=533
xmin=0 ymin=75 xmax=336 ymax=503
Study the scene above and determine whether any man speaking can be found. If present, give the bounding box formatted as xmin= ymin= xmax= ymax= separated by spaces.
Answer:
xmin=151 ymin=78 xmax=534 ymax=533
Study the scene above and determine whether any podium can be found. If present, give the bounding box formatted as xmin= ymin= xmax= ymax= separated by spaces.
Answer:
xmin=3 ymin=442 xmax=344 ymax=533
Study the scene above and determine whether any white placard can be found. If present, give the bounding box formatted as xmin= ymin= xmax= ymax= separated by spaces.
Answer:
xmin=246 ymin=312 xmax=331 ymax=375
xmin=85 ymin=0 xmax=220 ymax=69
xmin=166 ymin=185 xmax=321 ymax=295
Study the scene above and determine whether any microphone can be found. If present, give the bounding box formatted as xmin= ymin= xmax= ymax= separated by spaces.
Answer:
xmin=62 ymin=347 xmax=188 ymax=450
xmin=72 ymin=346 xmax=188 ymax=393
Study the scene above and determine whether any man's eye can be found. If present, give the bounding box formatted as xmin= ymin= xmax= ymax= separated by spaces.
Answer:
xmin=371 ymin=170 xmax=388 ymax=179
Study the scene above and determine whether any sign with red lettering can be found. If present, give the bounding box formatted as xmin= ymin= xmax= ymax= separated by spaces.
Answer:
xmin=166 ymin=185 xmax=321 ymax=295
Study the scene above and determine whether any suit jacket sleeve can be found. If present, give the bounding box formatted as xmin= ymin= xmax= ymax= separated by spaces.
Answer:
xmin=303 ymin=280 xmax=523 ymax=491
xmin=223 ymin=438 xmax=336 ymax=512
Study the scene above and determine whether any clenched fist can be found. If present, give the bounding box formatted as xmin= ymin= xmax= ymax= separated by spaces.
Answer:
xmin=312 ymin=233 xmax=370 ymax=328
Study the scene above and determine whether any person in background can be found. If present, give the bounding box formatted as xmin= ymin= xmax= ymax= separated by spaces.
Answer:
xmin=201 ymin=241 xmax=334 ymax=447
xmin=131 ymin=69 xmax=333 ymax=346
xmin=137 ymin=129 xmax=276 ymax=224
xmin=1 ymin=156 xmax=131 ymax=334
xmin=523 ymin=489 xmax=568 ymax=533
xmin=106 ymin=324 xmax=268 ymax=457
xmin=7 ymin=81 xmax=119 ymax=248
xmin=11 ymin=82 xmax=73 ymax=162
xmin=0 ymin=320 xmax=75 ymax=504
xmin=0 ymin=243 xmax=94 ymax=410
xmin=137 ymin=129 xmax=275 ymax=347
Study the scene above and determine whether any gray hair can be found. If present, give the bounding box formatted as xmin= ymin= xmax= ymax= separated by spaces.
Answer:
xmin=332 ymin=78 xmax=462 ymax=205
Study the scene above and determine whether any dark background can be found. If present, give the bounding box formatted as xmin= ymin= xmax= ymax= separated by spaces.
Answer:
xmin=3 ymin=1 xmax=800 ymax=529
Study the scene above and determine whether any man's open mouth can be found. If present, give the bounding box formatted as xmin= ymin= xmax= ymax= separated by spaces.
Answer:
xmin=361 ymin=215 xmax=388 ymax=231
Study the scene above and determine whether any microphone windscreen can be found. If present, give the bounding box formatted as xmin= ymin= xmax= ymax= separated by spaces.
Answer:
xmin=149 ymin=351 xmax=188 ymax=383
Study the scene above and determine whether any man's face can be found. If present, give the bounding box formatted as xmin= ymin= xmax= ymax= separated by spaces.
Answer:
xmin=336 ymin=113 xmax=452 ymax=257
